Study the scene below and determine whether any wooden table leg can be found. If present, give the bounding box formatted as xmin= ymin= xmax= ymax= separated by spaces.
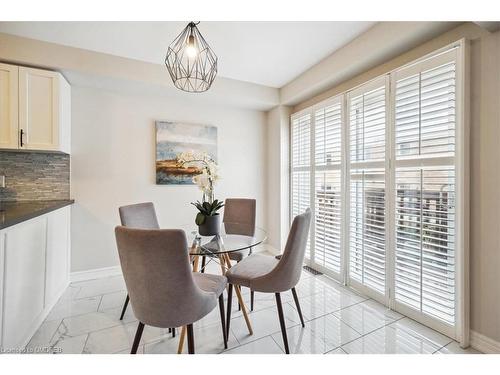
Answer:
xmin=218 ymin=255 xmax=227 ymax=275
xmin=177 ymin=326 xmax=187 ymax=354
xmin=192 ymin=255 xmax=200 ymax=273
xmin=223 ymin=253 xmax=253 ymax=335
xmin=177 ymin=254 xmax=200 ymax=354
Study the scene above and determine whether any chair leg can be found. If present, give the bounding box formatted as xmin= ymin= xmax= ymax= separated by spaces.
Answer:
xmin=218 ymin=295 xmax=228 ymax=349
xmin=172 ymin=327 xmax=176 ymax=337
xmin=131 ymin=322 xmax=144 ymax=354
xmin=201 ymin=256 xmax=206 ymax=273
xmin=236 ymin=260 xmax=241 ymax=311
xmin=250 ymin=290 xmax=255 ymax=311
xmin=186 ymin=324 xmax=195 ymax=354
xmin=120 ymin=294 xmax=129 ymax=320
xmin=291 ymin=287 xmax=305 ymax=327
xmin=226 ymin=284 xmax=233 ymax=338
xmin=275 ymin=293 xmax=290 ymax=354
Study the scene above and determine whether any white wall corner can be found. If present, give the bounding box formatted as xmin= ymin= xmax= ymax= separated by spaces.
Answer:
xmin=266 ymin=105 xmax=291 ymax=252
xmin=279 ymin=105 xmax=291 ymax=249
xmin=70 ymin=265 xmax=122 ymax=283
xmin=474 ymin=22 xmax=500 ymax=33
xmin=470 ymin=330 xmax=500 ymax=353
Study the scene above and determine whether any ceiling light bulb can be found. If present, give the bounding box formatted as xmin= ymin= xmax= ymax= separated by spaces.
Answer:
xmin=186 ymin=35 xmax=197 ymax=58
xmin=186 ymin=44 xmax=198 ymax=58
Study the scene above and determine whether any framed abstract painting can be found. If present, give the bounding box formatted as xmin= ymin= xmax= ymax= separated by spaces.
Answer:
xmin=155 ymin=121 xmax=218 ymax=185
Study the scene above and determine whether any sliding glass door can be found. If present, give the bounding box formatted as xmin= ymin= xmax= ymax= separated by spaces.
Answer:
xmin=313 ymin=98 xmax=343 ymax=275
xmin=391 ymin=49 xmax=459 ymax=335
xmin=347 ymin=77 xmax=388 ymax=299
xmin=290 ymin=43 xmax=467 ymax=341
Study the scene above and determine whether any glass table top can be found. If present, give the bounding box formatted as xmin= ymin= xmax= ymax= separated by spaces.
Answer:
xmin=183 ymin=222 xmax=267 ymax=256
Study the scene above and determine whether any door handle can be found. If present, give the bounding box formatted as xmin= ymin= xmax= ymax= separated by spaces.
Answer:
xmin=20 ymin=129 xmax=24 ymax=147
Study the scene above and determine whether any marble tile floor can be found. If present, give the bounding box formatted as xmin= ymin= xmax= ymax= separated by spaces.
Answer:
xmin=26 ymin=260 xmax=481 ymax=354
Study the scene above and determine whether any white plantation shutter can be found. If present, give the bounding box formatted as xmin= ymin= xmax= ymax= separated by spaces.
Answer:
xmin=313 ymin=100 xmax=343 ymax=273
xmin=350 ymin=86 xmax=386 ymax=162
xmin=291 ymin=112 xmax=311 ymax=168
xmin=314 ymin=171 xmax=342 ymax=271
xmin=291 ymin=111 xmax=312 ymax=258
xmin=315 ymin=103 xmax=342 ymax=166
xmin=395 ymin=59 xmax=456 ymax=158
xmin=395 ymin=167 xmax=456 ymax=323
xmin=289 ymin=45 xmax=465 ymax=340
xmin=393 ymin=49 xmax=457 ymax=326
xmin=350 ymin=169 xmax=386 ymax=293
xmin=348 ymin=78 xmax=387 ymax=295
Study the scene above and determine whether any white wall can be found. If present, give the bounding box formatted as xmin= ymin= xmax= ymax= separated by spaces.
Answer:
xmin=266 ymin=106 xmax=291 ymax=251
xmin=71 ymin=83 xmax=268 ymax=272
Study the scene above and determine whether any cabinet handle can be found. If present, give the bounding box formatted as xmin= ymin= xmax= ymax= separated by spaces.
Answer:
xmin=20 ymin=129 xmax=24 ymax=147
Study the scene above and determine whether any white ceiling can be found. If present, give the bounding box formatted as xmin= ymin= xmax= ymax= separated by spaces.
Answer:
xmin=0 ymin=21 xmax=376 ymax=88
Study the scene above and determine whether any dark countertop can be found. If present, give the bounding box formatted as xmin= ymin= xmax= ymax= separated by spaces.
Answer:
xmin=0 ymin=200 xmax=75 ymax=230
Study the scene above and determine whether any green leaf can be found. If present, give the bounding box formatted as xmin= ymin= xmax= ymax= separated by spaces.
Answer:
xmin=195 ymin=212 xmax=206 ymax=225
xmin=202 ymin=201 xmax=211 ymax=212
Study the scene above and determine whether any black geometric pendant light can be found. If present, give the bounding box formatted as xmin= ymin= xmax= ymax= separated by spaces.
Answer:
xmin=165 ymin=22 xmax=218 ymax=93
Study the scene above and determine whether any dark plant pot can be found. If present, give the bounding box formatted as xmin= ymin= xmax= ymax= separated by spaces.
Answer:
xmin=198 ymin=214 xmax=220 ymax=236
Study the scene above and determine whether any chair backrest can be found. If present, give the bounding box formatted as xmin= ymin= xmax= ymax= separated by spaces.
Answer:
xmin=114 ymin=227 xmax=216 ymax=328
xmin=223 ymin=198 xmax=256 ymax=236
xmin=252 ymin=209 xmax=312 ymax=293
xmin=119 ymin=202 xmax=159 ymax=229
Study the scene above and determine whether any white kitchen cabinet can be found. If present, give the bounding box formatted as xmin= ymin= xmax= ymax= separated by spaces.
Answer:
xmin=45 ymin=206 xmax=71 ymax=305
xmin=0 ymin=63 xmax=19 ymax=149
xmin=0 ymin=205 xmax=71 ymax=350
xmin=0 ymin=63 xmax=71 ymax=153
xmin=1 ymin=218 xmax=47 ymax=349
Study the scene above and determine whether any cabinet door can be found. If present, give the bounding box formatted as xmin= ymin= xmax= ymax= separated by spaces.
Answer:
xmin=2 ymin=218 xmax=47 ymax=348
xmin=45 ymin=206 xmax=70 ymax=305
xmin=0 ymin=63 xmax=19 ymax=149
xmin=19 ymin=67 xmax=60 ymax=151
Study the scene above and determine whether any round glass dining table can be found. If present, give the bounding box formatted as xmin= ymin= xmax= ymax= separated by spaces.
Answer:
xmin=184 ymin=221 xmax=268 ymax=256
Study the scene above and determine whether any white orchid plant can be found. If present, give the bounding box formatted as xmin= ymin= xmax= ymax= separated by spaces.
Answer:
xmin=177 ymin=151 xmax=223 ymax=225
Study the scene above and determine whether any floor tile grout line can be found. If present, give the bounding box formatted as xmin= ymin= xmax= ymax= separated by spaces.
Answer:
xmin=80 ymin=333 xmax=91 ymax=354
xmin=96 ymin=295 xmax=104 ymax=313
xmin=330 ymin=316 xmax=412 ymax=352
xmin=58 ymin=316 xmax=139 ymax=339
xmin=384 ymin=318 xmax=454 ymax=349
xmin=431 ymin=340 xmax=454 ymax=354
xmin=269 ymin=334 xmax=285 ymax=354
xmin=46 ymin=304 xmax=125 ymax=325
xmin=287 ymin=295 xmax=371 ymax=325
xmin=73 ymin=288 xmax=127 ymax=301
xmin=339 ymin=314 xmax=406 ymax=338
xmin=29 ymin=318 xmax=65 ymax=351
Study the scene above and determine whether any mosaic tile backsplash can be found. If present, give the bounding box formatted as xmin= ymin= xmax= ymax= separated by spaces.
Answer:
xmin=0 ymin=151 xmax=70 ymax=201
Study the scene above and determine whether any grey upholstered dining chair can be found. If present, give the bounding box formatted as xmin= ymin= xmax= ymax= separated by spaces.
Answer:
xmin=225 ymin=209 xmax=312 ymax=354
xmin=115 ymin=227 xmax=228 ymax=354
xmin=201 ymin=198 xmax=256 ymax=265
xmin=117 ymin=202 xmax=159 ymax=322
xmin=200 ymin=198 xmax=257 ymax=307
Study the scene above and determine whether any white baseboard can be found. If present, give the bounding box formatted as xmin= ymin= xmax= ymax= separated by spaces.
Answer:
xmin=70 ymin=265 xmax=122 ymax=283
xmin=470 ymin=330 xmax=500 ymax=353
